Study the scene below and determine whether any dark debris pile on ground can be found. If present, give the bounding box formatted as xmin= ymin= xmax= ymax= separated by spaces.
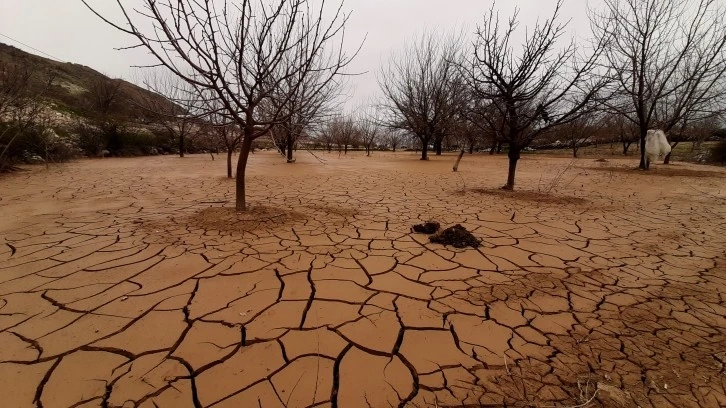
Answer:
xmin=412 ymin=221 xmax=441 ymax=234
xmin=429 ymin=224 xmax=481 ymax=249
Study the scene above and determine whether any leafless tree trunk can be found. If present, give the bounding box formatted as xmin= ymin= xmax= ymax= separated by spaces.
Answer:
xmin=224 ymin=129 xmax=237 ymax=178
xmin=204 ymin=112 xmax=241 ymax=178
xmin=83 ymin=0 xmax=359 ymax=210
xmin=35 ymin=118 xmax=56 ymax=169
xmin=453 ymin=149 xmax=465 ymax=172
xmin=462 ymin=1 xmax=610 ymax=190
xmin=286 ymin=132 xmax=295 ymax=162
xmin=378 ymin=32 xmax=465 ymax=161
xmin=621 ymin=135 xmax=635 ymax=155
xmin=592 ymin=0 xmax=726 ymax=169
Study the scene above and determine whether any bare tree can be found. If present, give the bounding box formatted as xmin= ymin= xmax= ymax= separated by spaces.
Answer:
xmin=35 ymin=119 xmax=57 ymax=169
xmin=88 ymin=76 xmax=123 ymax=116
xmin=463 ymin=100 xmax=502 ymax=155
xmin=266 ymin=52 xmax=343 ymax=163
xmin=606 ymin=113 xmax=640 ymax=155
xmin=461 ymin=1 xmax=609 ymax=190
xmin=690 ymin=116 xmax=723 ymax=151
xmin=0 ymin=62 xmax=32 ymax=119
xmin=455 ymin=107 xmax=486 ymax=154
xmin=140 ymin=72 xmax=201 ymax=157
xmin=562 ymin=112 xmax=599 ymax=158
xmin=384 ymin=130 xmax=405 ymax=152
xmin=378 ymin=32 xmax=464 ymax=160
xmin=461 ymin=124 xmax=480 ymax=154
xmin=405 ymin=132 xmax=420 ymax=153
xmin=592 ymin=0 xmax=726 ymax=168
xmin=0 ymin=62 xmax=33 ymax=170
xmin=325 ymin=114 xmax=357 ymax=154
xmin=318 ymin=124 xmax=336 ymax=153
xmin=83 ymin=0 xmax=358 ymax=210
xmin=356 ymin=107 xmax=380 ymax=156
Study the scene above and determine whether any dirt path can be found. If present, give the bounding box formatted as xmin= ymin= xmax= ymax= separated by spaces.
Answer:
xmin=1 ymin=152 xmax=725 ymax=407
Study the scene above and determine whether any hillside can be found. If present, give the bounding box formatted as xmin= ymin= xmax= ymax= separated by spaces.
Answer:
xmin=0 ymin=42 xmax=195 ymax=164
xmin=0 ymin=42 xmax=170 ymax=123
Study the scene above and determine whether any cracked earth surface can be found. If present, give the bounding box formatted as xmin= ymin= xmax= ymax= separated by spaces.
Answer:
xmin=1 ymin=152 xmax=725 ymax=408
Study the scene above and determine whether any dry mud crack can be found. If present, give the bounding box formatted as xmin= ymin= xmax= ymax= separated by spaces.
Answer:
xmin=1 ymin=153 xmax=725 ymax=407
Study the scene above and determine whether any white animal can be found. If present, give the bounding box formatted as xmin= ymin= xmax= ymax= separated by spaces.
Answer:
xmin=644 ymin=129 xmax=671 ymax=169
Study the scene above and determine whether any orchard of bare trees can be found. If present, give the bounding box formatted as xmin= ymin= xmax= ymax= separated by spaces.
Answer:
xmin=375 ymin=0 xmax=726 ymax=188
xmin=61 ymin=0 xmax=725 ymax=201
xmin=5 ymin=3 xmax=726 ymax=407
xmin=83 ymin=0 xmax=359 ymax=210
xmin=593 ymin=0 xmax=726 ymax=169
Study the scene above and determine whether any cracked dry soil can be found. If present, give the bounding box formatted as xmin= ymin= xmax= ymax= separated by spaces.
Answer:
xmin=1 ymin=152 xmax=725 ymax=408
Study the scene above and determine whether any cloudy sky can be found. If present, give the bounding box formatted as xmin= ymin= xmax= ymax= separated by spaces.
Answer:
xmin=1 ymin=0 xmax=598 ymax=108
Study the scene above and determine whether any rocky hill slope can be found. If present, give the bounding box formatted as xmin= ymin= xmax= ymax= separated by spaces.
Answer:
xmin=0 ymin=42 xmax=169 ymax=123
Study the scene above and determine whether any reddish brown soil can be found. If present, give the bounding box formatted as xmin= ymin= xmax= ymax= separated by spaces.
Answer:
xmin=1 ymin=151 xmax=725 ymax=407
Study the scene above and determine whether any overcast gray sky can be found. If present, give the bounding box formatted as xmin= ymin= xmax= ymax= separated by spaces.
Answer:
xmin=1 ymin=0 xmax=598 ymax=109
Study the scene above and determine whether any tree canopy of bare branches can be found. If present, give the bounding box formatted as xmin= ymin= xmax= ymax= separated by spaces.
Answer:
xmin=317 ymin=123 xmax=336 ymax=153
xmin=560 ymin=112 xmax=600 ymax=158
xmin=462 ymin=99 xmax=503 ymax=155
xmin=88 ymin=76 xmax=123 ymax=116
xmin=83 ymin=0 xmax=359 ymax=210
xmin=592 ymin=0 xmax=726 ymax=168
xmin=139 ymin=72 xmax=203 ymax=158
xmin=378 ymin=32 xmax=465 ymax=160
xmin=323 ymin=114 xmax=357 ymax=154
xmin=461 ymin=1 xmax=610 ymax=189
xmin=384 ymin=130 xmax=405 ymax=153
xmin=355 ymin=107 xmax=381 ymax=156
xmin=266 ymin=51 xmax=344 ymax=163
